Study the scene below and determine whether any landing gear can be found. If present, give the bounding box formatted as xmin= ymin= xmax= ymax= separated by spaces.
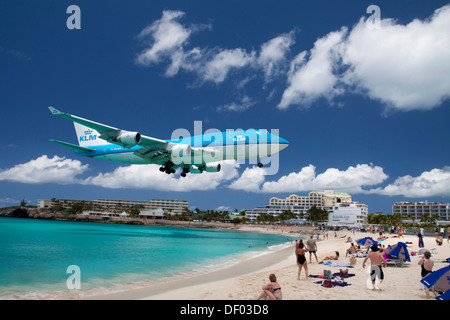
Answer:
xmin=180 ymin=167 xmax=189 ymax=178
xmin=257 ymin=158 xmax=264 ymax=168
xmin=160 ymin=162 xmax=175 ymax=174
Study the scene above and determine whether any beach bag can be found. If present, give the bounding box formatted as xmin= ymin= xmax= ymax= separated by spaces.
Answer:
xmin=323 ymin=270 xmax=332 ymax=280
xmin=349 ymin=256 xmax=356 ymax=265
xmin=322 ymin=279 xmax=333 ymax=288
xmin=339 ymin=269 xmax=349 ymax=278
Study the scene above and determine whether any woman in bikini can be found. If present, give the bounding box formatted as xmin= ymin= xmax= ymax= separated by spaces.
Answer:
xmin=255 ymin=273 xmax=282 ymax=300
xmin=296 ymin=240 xmax=309 ymax=280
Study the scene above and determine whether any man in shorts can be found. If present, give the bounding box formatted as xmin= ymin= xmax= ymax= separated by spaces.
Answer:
xmin=363 ymin=245 xmax=387 ymax=291
xmin=306 ymin=235 xmax=318 ymax=263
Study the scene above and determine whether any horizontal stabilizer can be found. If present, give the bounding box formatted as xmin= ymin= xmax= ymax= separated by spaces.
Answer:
xmin=50 ymin=139 xmax=96 ymax=153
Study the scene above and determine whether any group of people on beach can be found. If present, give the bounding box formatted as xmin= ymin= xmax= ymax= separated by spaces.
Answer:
xmin=255 ymin=230 xmax=446 ymax=300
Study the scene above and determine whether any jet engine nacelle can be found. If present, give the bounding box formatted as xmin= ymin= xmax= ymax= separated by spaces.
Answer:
xmin=205 ymin=162 xmax=221 ymax=173
xmin=171 ymin=144 xmax=192 ymax=164
xmin=117 ymin=131 xmax=141 ymax=147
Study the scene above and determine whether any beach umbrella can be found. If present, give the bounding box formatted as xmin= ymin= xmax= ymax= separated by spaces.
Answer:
xmin=436 ymin=289 xmax=450 ymax=300
xmin=421 ymin=265 xmax=450 ymax=293
xmin=385 ymin=242 xmax=410 ymax=262
xmin=356 ymin=237 xmax=378 ymax=247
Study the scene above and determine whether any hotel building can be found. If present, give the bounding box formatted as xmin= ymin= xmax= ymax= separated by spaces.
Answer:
xmin=392 ymin=201 xmax=450 ymax=221
xmin=247 ymin=190 xmax=367 ymax=227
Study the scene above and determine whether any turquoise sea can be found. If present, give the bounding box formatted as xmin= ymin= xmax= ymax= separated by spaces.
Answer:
xmin=0 ymin=217 xmax=293 ymax=298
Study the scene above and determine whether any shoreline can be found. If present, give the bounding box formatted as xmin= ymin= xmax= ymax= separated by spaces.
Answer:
xmin=84 ymin=227 xmax=450 ymax=300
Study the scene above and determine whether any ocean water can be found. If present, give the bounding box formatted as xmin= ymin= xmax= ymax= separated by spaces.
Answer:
xmin=0 ymin=217 xmax=293 ymax=298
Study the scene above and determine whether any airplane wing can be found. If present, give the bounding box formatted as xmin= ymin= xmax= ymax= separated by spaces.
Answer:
xmin=49 ymin=107 xmax=169 ymax=149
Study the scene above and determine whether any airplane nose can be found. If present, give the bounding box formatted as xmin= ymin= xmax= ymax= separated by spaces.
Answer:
xmin=280 ymin=137 xmax=289 ymax=145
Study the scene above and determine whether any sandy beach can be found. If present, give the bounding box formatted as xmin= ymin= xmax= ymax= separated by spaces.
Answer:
xmin=85 ymin=225 xmax=449 ymax=300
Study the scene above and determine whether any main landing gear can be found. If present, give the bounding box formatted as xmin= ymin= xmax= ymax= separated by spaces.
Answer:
xmin=159 ymin=162 xmax=189 ymax=177
xmin=159 ymin=162 xmax=175 ymax=175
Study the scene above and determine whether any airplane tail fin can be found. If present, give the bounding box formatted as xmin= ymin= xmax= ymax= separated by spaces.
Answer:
xmin=74 ymin=123 xmax=110 ymax=147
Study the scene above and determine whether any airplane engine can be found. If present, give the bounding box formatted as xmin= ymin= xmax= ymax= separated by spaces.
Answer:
xmin=171 ymin=144 xmax=192 ymax=164
xmin=205 ymin=162 xmax=221 ymax=173
xmin=117 ymin=131 xmax=141 ymax=147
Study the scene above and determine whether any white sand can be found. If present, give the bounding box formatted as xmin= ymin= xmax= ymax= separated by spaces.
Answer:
xmin=86 ymin=226 xmax=449 ymax=300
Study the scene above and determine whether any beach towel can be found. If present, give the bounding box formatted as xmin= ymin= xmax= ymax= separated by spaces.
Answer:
xmin=323 ymin=261 xmax=350 ymax=267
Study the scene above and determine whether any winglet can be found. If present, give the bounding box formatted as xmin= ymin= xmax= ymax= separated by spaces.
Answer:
xmin=49 ymin=106 xmax=63 ymax=115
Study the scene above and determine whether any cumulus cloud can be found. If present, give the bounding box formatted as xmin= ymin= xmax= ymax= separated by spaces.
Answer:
xmin=278 ymin=5 xmax=450 ymax=111
xmin=85 ymin=160 xmax=239 ymax=191
xmin=229 ymin=164 xmax=389 ymax=194
xmin=3 ymin=156 xmax=450 ymax=199
xmin=135 ymin=10 xmax=296 ymax=85
xmin=368 ymin=167 xmax=450 ymax=198
xmin=0 ymin=155 xmax=88 ymax=184
xmin=257 ymin=31 xmax=296 ymax=81
xmin=278 ymin=28 xmax=347 ymax=109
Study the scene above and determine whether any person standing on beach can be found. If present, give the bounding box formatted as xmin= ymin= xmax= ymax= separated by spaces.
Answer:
xmin=306 ymin=235 xmax=318 ymax=263
xmin=418 ymin=251 xmax=434 ymax=298
xmin=296 ymin=241 xmax=309 ymax=280
xmin=363 ymin=245 xmax=386 ymax=291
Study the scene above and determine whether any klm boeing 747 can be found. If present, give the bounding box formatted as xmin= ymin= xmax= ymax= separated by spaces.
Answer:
xmin=48 ymin=107 xmax=289 ymax=177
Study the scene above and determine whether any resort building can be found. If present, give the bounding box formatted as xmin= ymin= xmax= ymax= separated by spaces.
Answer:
xmin=392 ymin=201 xmax=450 ymax=221
xmin=247 ymin=190 xmax=366 ymax=227
xmin=39 ymin=197 xmax=188 ymax=215
xmin=269 ymin=190 xmax=352 ymax=207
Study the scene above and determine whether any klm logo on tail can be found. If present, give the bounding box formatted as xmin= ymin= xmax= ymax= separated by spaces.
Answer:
xmin=80 ymin=129 xmax=97 ymax=142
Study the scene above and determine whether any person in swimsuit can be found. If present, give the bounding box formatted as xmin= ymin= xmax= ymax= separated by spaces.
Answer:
xmin=363 ymin=245 xmax=386 ymax=291
xmin=255 ymin=273 xmax=282 ymax=300
xmin=296 ymin=241 xmax=309 ymax=280
xmin=418 ymin=251 xmax=434 ymax=298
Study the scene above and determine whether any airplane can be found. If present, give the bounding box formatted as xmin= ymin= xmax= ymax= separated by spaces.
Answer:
xmin=48 ymin=107 xmax=289 ymax=177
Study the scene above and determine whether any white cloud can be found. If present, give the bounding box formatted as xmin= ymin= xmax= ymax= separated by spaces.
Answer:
xmin=340 ymin=6 xmax=450 ymax=111
xmin=229 ymin=164 xmax=389 ymax=194
xmin=201 ymin=48 xmax=255 ymax=84
xmin=257 ymin=31 xmax=295 ymax=81
xmin=228 ymin=166 xmax=267 ymax=192
xmin=278 ymin=5 xmax=450 ymax=111
xmin=217 ymin=95 xmax=256 ymax=112
xmin=0 ymin=155 xmax=88 ymax=184
xmin=278 ymin=28 xmax=347 ymax=109
xmin=84 ymin=160 xmax=239 ymax=191
xmin=135 ymin=10 xmax=191 ymax=74
xmin=368 ymin=167 xmax=450 ymax=198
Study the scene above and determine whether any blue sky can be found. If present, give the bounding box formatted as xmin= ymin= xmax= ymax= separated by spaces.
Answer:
xmin=1 ymin=0 xmax=450 ymax=214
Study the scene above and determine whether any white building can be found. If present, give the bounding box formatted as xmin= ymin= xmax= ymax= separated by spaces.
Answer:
xmin=328 ymin=202 xmax=368 ymax=227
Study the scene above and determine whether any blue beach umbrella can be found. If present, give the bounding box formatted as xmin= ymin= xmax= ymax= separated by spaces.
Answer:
xmin=356 ymin=237 xmax=378 ymax=247
xmin=421 ymin=265 xmax=450 ymax=293
xmin=385 ymin=242 xmax=410 ymax=262
xmin=436 ymin=289 xmax=450 ymax=300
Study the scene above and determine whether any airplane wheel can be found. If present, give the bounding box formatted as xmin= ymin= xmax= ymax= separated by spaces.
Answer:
xmin=181 ymin=172 xmax=186 ymax=177
xmin=258 ymin=162 xmax=263 ymax=168
xmin=159 ymin=166 xmax=165 ymax=172
xmin=171 ymin=168 xmax=176 ymax=174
